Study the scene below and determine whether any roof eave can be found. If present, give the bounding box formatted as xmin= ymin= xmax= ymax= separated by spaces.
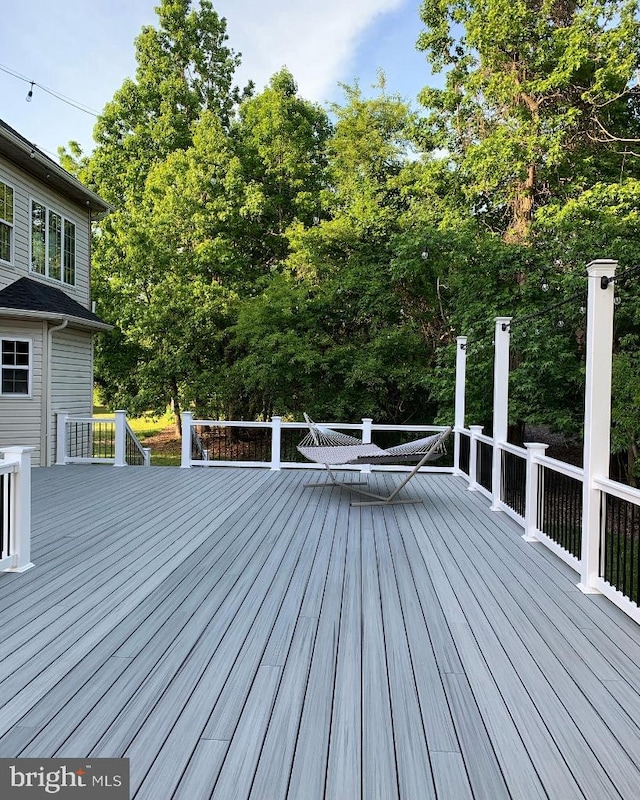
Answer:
xmin=0 ymin=121 xmax=111 ymax=217
xmin=0 ymin=307 xmax=114 ymax=332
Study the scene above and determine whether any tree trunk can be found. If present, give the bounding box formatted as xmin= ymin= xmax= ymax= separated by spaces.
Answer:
xmin=508 ymin=420 xmax=526 ymax=446
xmin=628 ymin=442 xmax=638 ymax=488
xmin=171 ymin=379 xmax=182 ymax=437
xmin=506 ymin=163 xmax=535 ymax=243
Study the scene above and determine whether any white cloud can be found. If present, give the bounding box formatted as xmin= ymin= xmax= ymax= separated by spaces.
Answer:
xmin=217 ymin=0 xmax=407 ymax=101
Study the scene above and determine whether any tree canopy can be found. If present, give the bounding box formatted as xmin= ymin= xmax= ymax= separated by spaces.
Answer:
xmin=75 ymin=0 xmax=640 ymax=480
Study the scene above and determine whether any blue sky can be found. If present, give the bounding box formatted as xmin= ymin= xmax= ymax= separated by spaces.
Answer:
xmin=1 ymin=0 xmax=439 ymax=162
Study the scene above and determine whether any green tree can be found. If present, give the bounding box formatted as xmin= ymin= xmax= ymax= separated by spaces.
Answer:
xmin=417 ymin=0 xmax=640 ymax=240
xmin=92 ymin=65 xmax=332 ymax=428
xmin=86 ymin=0 xmax=247 ymax=431
xmin=228 ymin=85 xmax=443 ymax=424
xmin=86 ymin=0 xmax=248 ymax=206
xmin=232 ymin=69 xmax=332 ymax=271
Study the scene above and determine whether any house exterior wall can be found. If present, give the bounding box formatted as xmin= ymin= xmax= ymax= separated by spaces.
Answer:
xmin=0 ymin=154 xmax=91 ymax=308
xmin=0 ymin=146 xmax=101 ymax=465
xmin=0 ymin=318 xmax=45 ymax=465
xmin=49 ymin=327 xmax=94 ymax=465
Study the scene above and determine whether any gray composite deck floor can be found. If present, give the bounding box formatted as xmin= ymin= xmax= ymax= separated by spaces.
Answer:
xmin=1 ymin=465 xmax=640 ymax=799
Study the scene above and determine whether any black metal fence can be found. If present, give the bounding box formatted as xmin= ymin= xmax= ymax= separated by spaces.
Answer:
xmin=458 ymin=432 xmax=470 ymax=476
xmin=280 ymin=427 xmax=309 ymax=463
xmin=67 ymin=421 xmax=115 ymax=460
xmin=501 ymin=450 xmax=526 ymax=518
xmin=601 ymin=493 xmax=640 ymax=606
xmin=193 ymin=425 xmax=273 ymax=462
xmin=538 ymin=465 xmax=583 ymax=558
xmin=126 ymin=429 xmax=146 ymax=466
xmin=477 ymin=440 xmax=493 ymax=492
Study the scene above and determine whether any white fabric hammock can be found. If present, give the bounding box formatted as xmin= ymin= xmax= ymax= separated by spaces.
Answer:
xmin=297 ymin=414 xmax=451 ymax=505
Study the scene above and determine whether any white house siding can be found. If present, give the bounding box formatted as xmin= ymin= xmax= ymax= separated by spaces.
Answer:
xmin=0 ymin=318 xmax=44 ymax=465
xmin=0 ymin=155 xmax=91 ymax=308
xmin=49 ymin=327 xmax=93 ymax=465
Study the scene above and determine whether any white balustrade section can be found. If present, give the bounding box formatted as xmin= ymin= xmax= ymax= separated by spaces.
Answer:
xmin=0 ymin=446 xmax=34 ymax=573
xmin=57 ymin=411 xmax=150 ymax=466
xmin=455 ymin=421 xmax=640 ymax=622
xmin=180 ymin=412 xmax=452 ymax=473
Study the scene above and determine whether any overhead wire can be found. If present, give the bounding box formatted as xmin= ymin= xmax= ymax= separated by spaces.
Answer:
xmin=460 ymin=263 xmax=640 ymax=351
xmin=0 ymin=62 xmax=100 ymax=117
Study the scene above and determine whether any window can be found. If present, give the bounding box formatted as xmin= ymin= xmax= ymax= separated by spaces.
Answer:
xmin=64 ymin=219 xmax=75 ymax=285
xmin=30 ymin=200 xmax=76 ymax=285
xmin=1 ymin=339 xmax=30 ymax=396
xmin=0 ymin=180 xmax=14 ymax=264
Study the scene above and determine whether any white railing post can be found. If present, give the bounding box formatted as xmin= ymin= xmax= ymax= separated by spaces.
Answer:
xmin=270 ymin=416 xmax=282 ymax=470
xmin=143 ymin=447 xmax=151 ymax=467
xmin=181 ymin=412 xmax=193 ymax=468
xmin=361 ymin=418 xmax=373 ymax=474
xmin=114 ymin=410 xmax=127 ymax=467
xmin=468 ymin=425 xmax=484 ymax=491
xmin=1 ymin=446 xmax=35 ymax=573
xmin=454 ymin=336 xmax=467 ymax=475
xmin=361 ymin=418 xmax=373 ymax=444
xmin=56 ymin=413 xmax=68 ymax=465
xmin=579 ymin=259 xmax=617 ymax=593
xmin=491 ymin=317 xmax=512 ymax=511
xmin=523 ymin=443 xmax=548 ymax=542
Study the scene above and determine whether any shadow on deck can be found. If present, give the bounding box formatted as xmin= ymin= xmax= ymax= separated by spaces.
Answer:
xmin=1 ymin=465 xmax=640 ymax=800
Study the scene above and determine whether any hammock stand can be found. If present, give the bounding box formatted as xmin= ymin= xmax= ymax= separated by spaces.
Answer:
xmin=297 ymin=414 xmax=451 ymax=506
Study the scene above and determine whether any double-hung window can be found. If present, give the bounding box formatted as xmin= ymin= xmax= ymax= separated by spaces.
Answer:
xmin=31 ymin=200 xmax=75 ymax=285
xmin=0 ymin=180 xmax=14 ymax=265
xmin=1 ymin=339 xmax=31 ymax=396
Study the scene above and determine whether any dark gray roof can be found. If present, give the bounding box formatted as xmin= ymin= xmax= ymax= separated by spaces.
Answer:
xmin=0 ymin=277 xmax=112 ymax=330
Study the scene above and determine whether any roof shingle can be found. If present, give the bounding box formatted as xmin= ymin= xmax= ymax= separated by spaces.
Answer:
xmin=0 ymin=277 xmax=110 ymax=329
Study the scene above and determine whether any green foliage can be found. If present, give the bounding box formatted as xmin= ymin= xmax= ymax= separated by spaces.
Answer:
xmin=85 ymin=0 xmax=248 ymax=205
xmin=83 ymin=0 xmax=640 ymax=483
xmin=417 ymin=0 xmax=640 ymax=239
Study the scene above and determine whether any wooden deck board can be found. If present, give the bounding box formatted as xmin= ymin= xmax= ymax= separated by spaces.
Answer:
xmin=324 ymin=510 xmax=362 ymax=800
xmin=1 ymin=465 xmax=640 ymax=798
xmin=374 ymin=507 xmax=436 ymax=800
xmin=286 ymin=491 xmax=349 ymax=800
xmin=16 ymin=474 xmax=305 ymax=760
xmin=420 ymin=476 xmax=638 ymax=799
xmin=428 ymin=477 xmax=640 ymax=797
xmin=361 ymin=506 xmax=398 ymax=800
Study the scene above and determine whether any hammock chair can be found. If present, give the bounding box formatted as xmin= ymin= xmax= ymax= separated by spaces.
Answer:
xmin=297 ymin=414 xmax=451 ymax=506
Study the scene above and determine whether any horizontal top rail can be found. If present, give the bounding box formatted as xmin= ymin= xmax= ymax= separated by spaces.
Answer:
xmin=497 ymin=440 xmax=527 ymax=458
xmin=594 ymin=475 xmax=640 ymax=506
xmin=190 ymin=419 xmax=449 ymax=434
xmin=0 ymin=460 xmax=18 ymax=476
xmin=191 ymin=419 xmax=273 ymax=428
xmin=534 ymin=453 xmax=584 ymax=481
xmin=370 ymin=424 xmax=446 ymax=433
xmin=65 ymin=416 xmax=116 ymax=424
xmin=191 ymin=419 xmax=365 ymax=431
xmin=474 ymin=431 xmax=494 ymax=446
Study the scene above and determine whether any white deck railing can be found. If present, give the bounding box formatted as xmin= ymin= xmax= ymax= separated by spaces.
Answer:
xmin=0 ymin=447 xmax=34 ymax=574
xmin=57 ymin=410 xmax=151 ymax=466
xmin=456 ymin=425 xmax=640 ymax=625
xmin=181 ymin=413 xmax=453 ymax=473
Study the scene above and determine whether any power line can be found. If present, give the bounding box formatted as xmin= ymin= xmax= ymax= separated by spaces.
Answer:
xmin=0 ymin=62 xmax=100 ymax=117
xmin=461 ymin=263 xmax=640 ymax=350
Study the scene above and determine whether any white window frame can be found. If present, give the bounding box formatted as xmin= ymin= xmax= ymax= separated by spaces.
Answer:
xmin=0 ymin=337 xmax=32 ymax=398
xmin=29 ymin=198 xmax=76 ymax=286
xmin=0 ymin=178 xmax=14 ymax=266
